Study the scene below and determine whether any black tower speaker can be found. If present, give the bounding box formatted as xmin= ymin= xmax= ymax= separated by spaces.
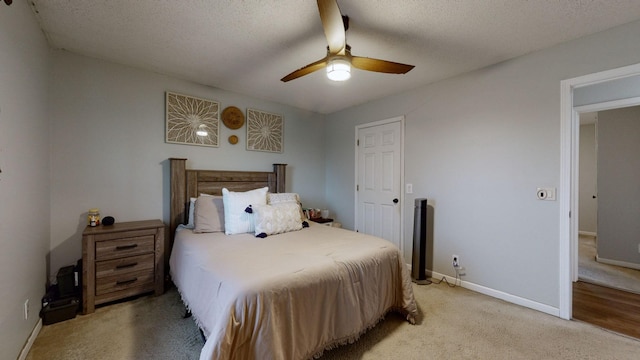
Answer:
xmin=412 ymin=198 xmax=430 ymax=285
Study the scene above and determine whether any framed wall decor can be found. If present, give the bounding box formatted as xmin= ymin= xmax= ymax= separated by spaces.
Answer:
xmin=165 ymin=91 xmax=220 ymax=147
xmin=246 ymin=108 xmax=283 ymax=153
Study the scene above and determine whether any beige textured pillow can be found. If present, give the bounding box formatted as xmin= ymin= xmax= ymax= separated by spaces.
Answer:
xmin=253 ymin=203 xmax=303 ymax=237
xmin=193 ymin=195 xmax=225 ymax=233
xmin=267 ymin=193 xmax=306 ymax=220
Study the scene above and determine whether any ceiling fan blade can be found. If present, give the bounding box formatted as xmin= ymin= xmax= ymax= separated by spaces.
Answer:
xmin=351 ymin=56 xmax=415 ymax=74
xmin=317 ymin=0 xmax=346 ymax=55
xmin=281 ymin=57 xmax=329 ymax=82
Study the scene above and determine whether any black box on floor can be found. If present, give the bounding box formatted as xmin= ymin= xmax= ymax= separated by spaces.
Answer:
xmin=57 ymin=265 xmax=76 ymax=298
xmin=41 ymin=297 xmax=79 ymax=325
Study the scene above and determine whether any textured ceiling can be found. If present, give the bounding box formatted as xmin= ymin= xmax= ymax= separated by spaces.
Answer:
xmin=29 ymin=0 xmax=640 ymax=114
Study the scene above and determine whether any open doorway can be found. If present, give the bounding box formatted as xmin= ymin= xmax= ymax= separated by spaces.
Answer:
xmin=560 ymin=67 xmax=640 ymax=338
xmin=572 ymin=105 xmax=640 ymax=340
xmin=559 ymin=62 xmax=640 ymax=320
xmin=576 ymin=109 xmax=640 ymax=295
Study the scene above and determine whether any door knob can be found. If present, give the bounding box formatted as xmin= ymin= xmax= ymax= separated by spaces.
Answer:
xmin=393 ymin=198 xmax=399 ymax=204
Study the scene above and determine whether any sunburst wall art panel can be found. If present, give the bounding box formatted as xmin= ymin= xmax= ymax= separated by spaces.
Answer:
xmin=246 ymin=109 xmax=283 ymax=153
xmin=165 ymin=92 xmax=220 ymax=147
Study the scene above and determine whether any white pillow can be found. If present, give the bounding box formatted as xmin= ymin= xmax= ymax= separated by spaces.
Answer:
xmin=253 ymin=203 xmax=303 ymax=237
xmin=186 ymin=197 xmax=197 ymax=228
xmin=222 ymin=187 xmax=269 ymax=235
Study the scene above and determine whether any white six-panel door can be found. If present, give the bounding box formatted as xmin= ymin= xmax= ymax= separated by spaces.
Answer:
xmin=356 ymin=118 xmax=403 ymax=250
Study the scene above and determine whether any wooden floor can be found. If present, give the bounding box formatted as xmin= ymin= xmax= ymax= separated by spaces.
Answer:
xmin=573 ymin=281 xmax=640 ymax=339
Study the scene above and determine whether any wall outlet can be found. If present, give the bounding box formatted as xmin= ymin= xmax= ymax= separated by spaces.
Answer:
xmin=24 ymin=299 xmax=29 ymax=320
xmin=457 ymin=266 xmax=466 ymax=276
xmin=452 ymin=254 xmax=460 ymax=268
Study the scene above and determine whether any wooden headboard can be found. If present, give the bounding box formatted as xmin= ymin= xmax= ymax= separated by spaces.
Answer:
xmin=169 ymin=158 xmax=287 ymax=251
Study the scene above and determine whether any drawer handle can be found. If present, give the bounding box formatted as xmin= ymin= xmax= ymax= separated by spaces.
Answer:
xmin=116 ymin=262 xmax=138 ymax=269
xmin=115 ymin=244 xmax=138 ymax=251
xmin=116 ymin=277 xmax=138 ymax=286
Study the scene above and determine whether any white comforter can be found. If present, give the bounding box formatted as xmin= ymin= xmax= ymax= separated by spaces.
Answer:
xmin=170 ymin=222 xmax=418 ymax=360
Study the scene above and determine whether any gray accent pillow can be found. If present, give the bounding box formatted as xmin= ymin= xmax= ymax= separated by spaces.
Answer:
xmin=193 ymin=195 xmax=225 ymax=233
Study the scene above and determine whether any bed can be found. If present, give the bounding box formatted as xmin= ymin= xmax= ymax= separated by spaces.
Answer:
xmin=168 ymin=158 xmax=418 ymax=360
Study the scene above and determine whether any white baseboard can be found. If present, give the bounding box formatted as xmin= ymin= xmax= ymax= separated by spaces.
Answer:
xmin=18 ymin=319 xmax=42 ymax=360
xmin=596 ymin=255 xmax=640 ymax=271
xmin=425 ymin=270 xmax=560 ymax=317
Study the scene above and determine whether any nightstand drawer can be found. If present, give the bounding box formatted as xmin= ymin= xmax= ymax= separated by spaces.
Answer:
xmin=83 ymin=219 xmax=165 ymax=313
xmin=94 ymin=228 xmax=159 ymax=241
xmin=96 ymin=269 xmax=155 ymax=296
xmin=95 ymin=236 xmax=155 ymax=260
xmin=96 ymin=253 xmax=155 ymax=279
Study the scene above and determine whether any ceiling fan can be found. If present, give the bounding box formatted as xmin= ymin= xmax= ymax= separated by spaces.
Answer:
xmin=281 ymin=0 xmax=415 ymax=82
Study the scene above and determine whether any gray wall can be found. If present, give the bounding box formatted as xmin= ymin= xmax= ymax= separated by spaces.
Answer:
xmin=325 ymin=19 xmax=640 ymax=308
xmin=0 ymin=2 xmax=51 ymax=358
xmin=597 ymin=106 xmax=640 ymax=265
xmin=48 ymin=51 xmax=328 ymax=279
xmin=579 ymin=123 xmax=597 ymax=234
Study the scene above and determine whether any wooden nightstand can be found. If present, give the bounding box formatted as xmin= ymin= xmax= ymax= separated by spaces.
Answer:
xmin=311 ymin=218 xmax=342 ymax=228
xmin=82 ymin=219 xmax=165 ymax=314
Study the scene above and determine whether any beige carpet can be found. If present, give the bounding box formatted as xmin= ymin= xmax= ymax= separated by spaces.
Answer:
xmin=578 ymin=235 xmax=640 ymax=294
xmin=27 ymin=283 xmax=640 ymax=360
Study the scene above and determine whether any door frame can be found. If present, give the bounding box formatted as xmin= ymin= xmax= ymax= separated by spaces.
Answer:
xmin=559 ymin=62 xmax=640 ymax=319
xmin=354 ymin=116 xmax=405 ymax=253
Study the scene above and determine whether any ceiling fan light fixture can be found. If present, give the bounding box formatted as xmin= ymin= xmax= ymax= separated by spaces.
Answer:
xmin=281 ymin=0 xmax=414 ymax=83
xmin=326 ymin=58 xmax=351 ymax=81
